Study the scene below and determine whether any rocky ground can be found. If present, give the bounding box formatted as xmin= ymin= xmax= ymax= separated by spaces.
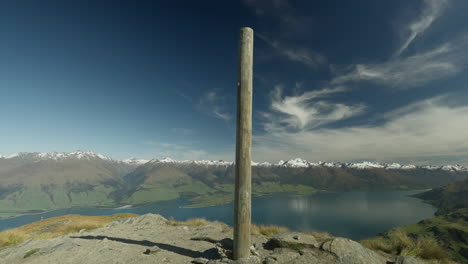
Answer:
xmin=0 ymin=214 xmax=428 ymax=264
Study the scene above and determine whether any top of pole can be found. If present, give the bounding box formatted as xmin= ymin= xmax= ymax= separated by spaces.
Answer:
xmin=240 ymin=27 xmax=253 ymax=33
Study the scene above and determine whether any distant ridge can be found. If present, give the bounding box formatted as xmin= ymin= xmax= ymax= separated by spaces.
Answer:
xmin=1 ymin=151 xmax=467 ymax=172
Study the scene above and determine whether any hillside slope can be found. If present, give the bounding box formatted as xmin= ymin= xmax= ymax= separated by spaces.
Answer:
xmin=1 ymin=152 xmax=468 ymax=218
xmin=362 ymin=179 xmax=468 ymax=263
xmin=415 ymin=178 xmax=468 ymax=215
xmin=0 ymin=213 xmax=433 ymax=264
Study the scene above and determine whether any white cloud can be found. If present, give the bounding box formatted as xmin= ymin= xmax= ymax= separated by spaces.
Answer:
xmin=254 ymin=95 xmax=468 ymax=164
xmin=264 ymin=85 xmax=365 ymax=131
xmin=395 ymin=0 xmax=449 ymax=56
xmin=328 ymin=0 xmax=467 ymax=89
xmin=332 ymin=42 xmax=464 ymax=88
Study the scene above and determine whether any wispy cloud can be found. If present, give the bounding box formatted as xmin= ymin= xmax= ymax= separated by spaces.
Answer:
xmin=262 ymin=85 xmax=366 ymax=131
xmin=332 ymin=41 xmax=465 ymax=88
xmin=257 ymin=33 xmax=326 ymax=68
xmin=254 ymin=95 xmax=468 ymax=164
xmin=395 ymin=0 xmax=449 ymax=56
xmin=198 ymin=90 xmax=231 ymax=121
xmin=244 ymin=0 xmax=326 ymax=68
xmin=328 ymin=0 xmax=464 ymax=89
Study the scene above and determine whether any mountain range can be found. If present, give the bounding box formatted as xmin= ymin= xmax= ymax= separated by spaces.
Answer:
xmin=1 ymin=151 xmax=467 ymax=218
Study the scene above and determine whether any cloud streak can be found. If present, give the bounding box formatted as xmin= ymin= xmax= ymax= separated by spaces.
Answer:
xmin=262 ymin=85 xmax=366 ymax=131
xmin=395 ymin=0 xmax=449 ymax=56
xmin=328 ymin=0 xmax=465 ymax=89
xmin=254 ymin=95 xmax=468 ymax=163
xmin=332 ymin=41 xmax=465 ymax=88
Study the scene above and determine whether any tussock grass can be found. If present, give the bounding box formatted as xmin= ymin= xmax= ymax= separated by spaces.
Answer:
xmin=0 ymin=230 xmax=27 ymax=247
xmin=361 ymin=231 xmax=450 ymax=263
xmin=166 ymin=218 xmax=210 ymax=227
xmin=0 ymin=213 xmax=137 ymax=249
xmin=251 ymin=224 xmax=289 ymax=237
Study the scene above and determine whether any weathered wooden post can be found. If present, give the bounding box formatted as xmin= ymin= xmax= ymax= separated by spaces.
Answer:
xmin=234 ymin=27 xmax=253 ymax=260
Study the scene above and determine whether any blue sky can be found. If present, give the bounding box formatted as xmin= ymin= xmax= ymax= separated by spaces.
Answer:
xmin=1 ymin=0 xmax=467 ymax=165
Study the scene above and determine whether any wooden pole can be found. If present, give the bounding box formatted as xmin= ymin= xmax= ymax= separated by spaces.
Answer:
xmin=234 ymin=27 xmax=253 ymax=260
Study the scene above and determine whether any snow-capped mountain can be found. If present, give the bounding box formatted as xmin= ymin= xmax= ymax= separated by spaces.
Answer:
xmin=0 ymin=151 xmax=113 ymax=162
xmin=1 ymin=151 xmax=467 ymax=172
xmin=121 ymin=157 xmax=150 ymax=166
xmin=148 ymin=157 xmax=233 ymax=167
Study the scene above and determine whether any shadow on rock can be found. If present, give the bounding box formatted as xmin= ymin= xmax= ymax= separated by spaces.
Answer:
xmin=71 ymin=235 xmax=221 ymax=260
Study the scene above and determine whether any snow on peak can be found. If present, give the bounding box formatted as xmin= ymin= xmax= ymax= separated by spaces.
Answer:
xmin=441 ymin=165 xmax=467 ymax=172
xmin=251 ymin=161 xmax=272 ymax=167
xmin=1 ymin=151 xmax=467 ymax=172
xmin=148 ymin=158 xmax=233 ymax=166
xmin=347 ymin=161 xmax=385 ymax=169
xmin=121 ymin=158 xmax=150 ymax=165
xmin=401 ymin=164 xmax=417 ymax=170
xmin=322 ymin=162 xmax=341 ymax=168
xmin=149 ymin=157 xmax=177 ymax=164
xmin=0 ymin=151 xmax=114 ymax=162
xmin=191 ymin=160 xmax=233 ymax=166
xmin=385 ymin=163 xmax=402 ymax=169
xmin=422 ymin=165 xmax=439 ymax=170
xmin=280 ymin=158 xmax=310 ymax=168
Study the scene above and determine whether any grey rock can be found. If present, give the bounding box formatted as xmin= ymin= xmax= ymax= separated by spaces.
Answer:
xmin=263 ymin=248 xmax=304 ymax=263
xmin=192 ymin=257 xmax=210 ymax=264
xmin=395 ymin=256 xmax=428 ymax=264
xmin=321 ymin=238 xmax=388 ymax=264
xmin=143 ymin=246 xmax=161 ymax=255
xmin=250 ymin=246 xmax=259 ymax=256
xmin=232 ymin=256 xmax=261 ymax=264
xmin=266 ymin=232 xmax=319 ymax=250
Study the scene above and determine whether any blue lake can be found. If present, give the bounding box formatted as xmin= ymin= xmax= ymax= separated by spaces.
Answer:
xmin=0 ymin=190 xmax=435 ymax=240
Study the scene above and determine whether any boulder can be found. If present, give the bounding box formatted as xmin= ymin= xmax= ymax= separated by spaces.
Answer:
xmin=266 ymin=232 xmax=319 ymax=250
xmin=321 ymin=238 xmax=389 ymax=264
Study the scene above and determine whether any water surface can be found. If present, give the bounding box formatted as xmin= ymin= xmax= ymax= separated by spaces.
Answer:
xmin=0 ymin=190 xmax=435 ymax=240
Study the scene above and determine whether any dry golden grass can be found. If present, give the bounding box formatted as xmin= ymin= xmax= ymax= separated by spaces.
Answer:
xmin=0 ymin=213 xmax=137 ymax=249
xmin=166 ymin=218 xmax=210 ymax=227
xmin=361 ymin=231 xmax=450 ymax=263
xmin=251 ymin=224 xmax=289 ymax=237
xmin=0 ymin=229 xmax=27 ymax=248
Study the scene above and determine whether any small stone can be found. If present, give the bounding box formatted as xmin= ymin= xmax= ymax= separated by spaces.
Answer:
xmin=293 ymin=235 xmax=299 ymax=240
xmin=192 ymin=257 xmax=209 ymax=264
xmin=144 ymin=246 xmax=161 ymax=255
xmin=298 ymin=249 xmax=305 ymax=255
xmin=250 ymin=245 xmax=259 ymax=256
